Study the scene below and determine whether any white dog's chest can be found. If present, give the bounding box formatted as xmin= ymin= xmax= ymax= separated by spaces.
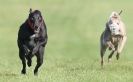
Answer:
xmin=111 ymin=35 xmax=122 ymax=45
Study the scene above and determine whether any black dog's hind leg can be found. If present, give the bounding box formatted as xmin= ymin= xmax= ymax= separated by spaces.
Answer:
xmin=19 ymin=49 xmax=26 ymax=74
xmin=34 ymin=46 xmax=44 ymax=75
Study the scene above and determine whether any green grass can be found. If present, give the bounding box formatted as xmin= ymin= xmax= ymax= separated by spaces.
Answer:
xmin=0 ymin=0 xmax=133 ymax=82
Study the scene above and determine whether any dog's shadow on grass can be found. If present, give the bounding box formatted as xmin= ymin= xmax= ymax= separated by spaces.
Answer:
xmin=0 ymin=72 xmax=18 ymax=77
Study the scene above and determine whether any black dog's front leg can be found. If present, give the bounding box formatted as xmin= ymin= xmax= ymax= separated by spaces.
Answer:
xmin=32 ymin=35 xmax=47 ymax=54
xmin=19 ymin=48 xmax=27 ymax=74
xmin=32 ymin=41 xmax=45 ymax=55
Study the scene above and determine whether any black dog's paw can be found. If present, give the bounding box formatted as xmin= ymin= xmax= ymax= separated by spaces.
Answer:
xmin=21 ymin=69 xmax=26 ymax=74
xmin=27 ymin=60 xmax=32 ymax=67
xmin=34 ymin=72 xmax=38 ymax=76
xmin=34 ymin=70 xmax=38 ymax=76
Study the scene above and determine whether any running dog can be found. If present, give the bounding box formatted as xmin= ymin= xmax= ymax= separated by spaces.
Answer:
xmin=17 ymin=8 xmax=48 ymax=75
xmin=100 ymin=11 xmax=127 ymax=66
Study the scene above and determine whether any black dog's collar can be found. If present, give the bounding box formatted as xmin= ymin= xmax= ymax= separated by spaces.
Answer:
xmin=28 ymin=19 xmax=34 ymax=30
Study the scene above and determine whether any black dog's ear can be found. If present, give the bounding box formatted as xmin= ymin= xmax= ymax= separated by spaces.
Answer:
xmin=29 ymin=8 xmax=32 ymax=14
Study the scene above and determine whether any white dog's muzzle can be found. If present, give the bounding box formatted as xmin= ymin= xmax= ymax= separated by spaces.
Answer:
xmin=109 ymin=23 xmax=120 ymax=35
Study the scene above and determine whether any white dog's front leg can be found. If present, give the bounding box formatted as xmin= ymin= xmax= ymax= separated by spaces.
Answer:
xmin=107 ymin=41 xmax=115 ymax=51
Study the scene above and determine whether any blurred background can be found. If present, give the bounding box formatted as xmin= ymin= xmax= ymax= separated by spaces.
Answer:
xmin=0 ymin=0 xmax=133 ymax=82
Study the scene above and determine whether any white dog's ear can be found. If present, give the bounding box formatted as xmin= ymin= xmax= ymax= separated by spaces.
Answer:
xmin=119 ymin=10 xmax=123 ymax=15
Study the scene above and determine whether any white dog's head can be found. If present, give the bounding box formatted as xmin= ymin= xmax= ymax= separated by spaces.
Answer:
xmin=108 ymin=11 xmax=121 ymax=35
xmin=109 ymin=22 xmax=120 ymax=35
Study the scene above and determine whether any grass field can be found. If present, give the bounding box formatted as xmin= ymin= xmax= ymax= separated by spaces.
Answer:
xmin=0 ymin=0 xmax=133 ymax=82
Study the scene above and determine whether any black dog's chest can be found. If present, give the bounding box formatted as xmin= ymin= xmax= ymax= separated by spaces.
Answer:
xmin=24 ymin=39 xmax=36 ymax=50
xmin=26 ymin=35 xmax=40 ymax=49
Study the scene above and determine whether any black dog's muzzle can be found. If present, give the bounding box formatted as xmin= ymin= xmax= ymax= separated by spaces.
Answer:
xmin=28 ymin=19 xmax=43 ymax=33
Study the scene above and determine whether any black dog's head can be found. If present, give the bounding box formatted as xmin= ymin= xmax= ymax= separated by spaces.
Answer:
xmin=28 ymin=8 xmax=43 ymax=33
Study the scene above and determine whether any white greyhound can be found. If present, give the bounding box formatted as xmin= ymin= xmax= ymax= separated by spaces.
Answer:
xmin=100 ymin=11 xmax=127 ymax=66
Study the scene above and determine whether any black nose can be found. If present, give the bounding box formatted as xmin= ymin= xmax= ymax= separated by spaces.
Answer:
xmin=113 ymin=28 xmax=115 ymax=30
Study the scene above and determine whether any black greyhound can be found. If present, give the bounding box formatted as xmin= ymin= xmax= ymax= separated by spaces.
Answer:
xmin=17 ymin=8 xmax=48 ymax=75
